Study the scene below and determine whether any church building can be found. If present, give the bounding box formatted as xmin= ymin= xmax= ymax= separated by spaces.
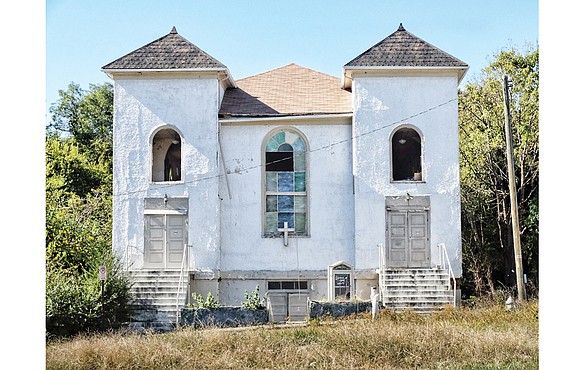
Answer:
xmin=102 ymin=24 xmax=468 ymax=327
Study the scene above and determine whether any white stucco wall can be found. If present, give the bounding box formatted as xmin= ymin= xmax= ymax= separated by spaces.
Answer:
xmin=351 ymin=73 xmax=462 ymax=276
xmin=218 ymin=120 xmax=355 ymax=272
xmin=111 ymin=71 xmax=462 ymax=281
xmin=112 ymin=75 xmax=222 ymax=270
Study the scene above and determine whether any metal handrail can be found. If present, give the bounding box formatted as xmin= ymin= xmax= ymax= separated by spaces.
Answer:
xmin=438 ymin=243 xmax=457 ymax=307
xmin=378 ymin=243 xmax=386 ymax=304
xmin=176 ymin=243 xmax=188 ymax=326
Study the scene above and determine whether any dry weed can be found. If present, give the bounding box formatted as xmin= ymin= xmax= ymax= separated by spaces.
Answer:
xmin=46 ymin=300 xmax=538 ymax=369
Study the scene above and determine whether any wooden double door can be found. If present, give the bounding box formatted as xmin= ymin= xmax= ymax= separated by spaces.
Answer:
xmin=386 ymin=196 xmax=430 ymax=268
xmin=144 ymin=214 xmax=187 ymax=269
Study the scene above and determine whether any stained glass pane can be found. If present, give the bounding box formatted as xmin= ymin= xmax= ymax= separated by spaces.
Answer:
xmin=266 ymin=195 xmax=277 ymax=212
xmin=278 ymin=212 xmax=294 ymax=229
xmin=295 ymin=172 xmax=306 ymax=192
xmin=278 ymin=172 xmax=294 ymax=192
xmin=266 ymin=172 xmax=277 ymax=191
xmin=266 ymin=138 xmax=279 ymax=152
xmin=295 ymin=212 xmax=306 ymax=233
xmin=294 ymin=196 xmax=306 ymax=212
xmin=266 ymin=212 xmax=278 ymax=233
xmin=293 ymin=137 xmax=305 ymax=151
xmin=278 ymin=195 xmax=294 ymax=212
xmin=278 ymin=143 xmax=293 ymax=152
xmin=273 ymin=132 xmax=285 ymax=146
xmin=285 ymin=131 xmax=298 ymax=146
xmin=294 ymin=152 xmax=306 ymax=171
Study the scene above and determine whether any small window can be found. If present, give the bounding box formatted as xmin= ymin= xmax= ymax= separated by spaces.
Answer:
xmin=334 ymin=273 xmax=351 ymax=299
xmin=267 ymin=281 xmax=308 ymax=290
xmin=152 ymin=128 xmax=182 ymax=182
xmin=392 ymin=127 xmax=422 ymax=181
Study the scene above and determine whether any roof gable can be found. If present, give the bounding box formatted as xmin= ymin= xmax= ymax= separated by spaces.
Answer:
xmin=345 ymin=23 xmax=468 ymax=68
xmin=102 ymin=27 xmax=226 ymax=70
xmin=220 ymin=64 xmax=352 ymax=117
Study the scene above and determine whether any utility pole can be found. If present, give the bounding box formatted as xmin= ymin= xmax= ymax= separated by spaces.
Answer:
xmin=502 ymin=74 xmax=526 ymax=302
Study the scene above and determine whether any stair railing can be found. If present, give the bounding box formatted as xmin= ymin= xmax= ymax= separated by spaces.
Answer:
xmin=378 ymin=243 xmax=387 ymax=304
xmin=176 ymin=243 xmax=188 ymax=326
xmin=437 ymin=243 xmax=456 ymax=307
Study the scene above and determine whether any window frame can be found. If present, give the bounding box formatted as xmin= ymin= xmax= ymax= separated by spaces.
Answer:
xmin=390 ymin=125 xmax=424 ymax=183
xmin=150 ymin=126 xmax=184 ymax=184
xmin=327 ymin=261 xmax=354 ymax=301
xmin=262 ymin=127 xmax=310 ymax=238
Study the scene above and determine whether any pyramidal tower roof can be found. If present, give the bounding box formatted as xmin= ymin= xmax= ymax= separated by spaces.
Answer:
xmin=345 ymin=23 xmax=467 ymax=68
xmin=102 ymin=27 xmax=227 ymax=71
xmin=343 ymin=23 xmax=468 ymax=87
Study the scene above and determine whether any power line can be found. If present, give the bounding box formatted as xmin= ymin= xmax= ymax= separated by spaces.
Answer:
xmin=113 ymin=97 xmax=457 ymax=198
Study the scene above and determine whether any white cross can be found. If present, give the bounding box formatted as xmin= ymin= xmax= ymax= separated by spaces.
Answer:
xmin=278 ymin=221 xmax=295 ymax=246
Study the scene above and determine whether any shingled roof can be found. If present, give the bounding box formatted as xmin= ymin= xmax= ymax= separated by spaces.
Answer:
xmin=102 ymin=27 xmax=227 ymax=70
xmin=342 ymin=24 xmax=468 ymax=88
xmin=220 ymin=64 xmax=352 ymax=118
xmin=345 ymin=23 xmax=467 ymax=68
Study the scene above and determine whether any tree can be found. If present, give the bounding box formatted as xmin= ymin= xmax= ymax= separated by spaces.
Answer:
xmin=45 ymin=135 xmax=111 ymax=198
xmin=46 ymin=82 xmax=131 ymax=338
xmin=48 ymin=82 xmax=113 ymax=152
xmin=459 ymin=46 xmax=539 ymax=297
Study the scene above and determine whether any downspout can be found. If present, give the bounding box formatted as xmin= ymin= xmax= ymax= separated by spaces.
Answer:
xmin=215 ymin=77 xmax=227 ymax=300
xmin=218 ymin=130 xmax=232 ymax=200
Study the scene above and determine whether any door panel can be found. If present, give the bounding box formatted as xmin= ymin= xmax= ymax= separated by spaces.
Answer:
xmin=388 ymin=211 xmax=408 ymax=267
xmin=409 ymin=211 xmax=429 ymax=267
xmin=167 ymin=215 xmax=186 ymax=268
xmin=145 ymin=215 xmax=165 ymax=268
xmin=288 ymin=294 xmax=308 ymax=321
xmin=268 ymin=294 xmax=288 ymax=323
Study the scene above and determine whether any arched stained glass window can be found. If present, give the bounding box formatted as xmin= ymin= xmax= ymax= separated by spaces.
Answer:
xmin=264 ymin=129 xmax=308 ymax=237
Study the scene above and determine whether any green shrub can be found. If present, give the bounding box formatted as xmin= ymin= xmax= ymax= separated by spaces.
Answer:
xmin=46 ymin=256 xmax=132 ymax=339
xmin=191 ymin=291 xmax=221 ymax=309
xmin=241 ymin=285 xmax=267 ymax=310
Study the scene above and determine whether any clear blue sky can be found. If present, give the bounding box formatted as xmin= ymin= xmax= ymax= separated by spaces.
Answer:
xmin=46 ymin=0 xmax=539 ymax=122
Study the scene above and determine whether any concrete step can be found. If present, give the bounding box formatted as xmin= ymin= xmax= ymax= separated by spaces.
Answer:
xmin=127 ymin=270 xmax=189 ymax=327
xmin=130 ymin=298 xmax=187 ymax=308
xmin=384 ymin=288 xmax=453 ymax=296
xmin=379 ymin=268 xmax=454 ymax=311
xmin=131 ymin=286 xmax=188 ymax=294
xmin=383 ymin=296 xmax=453 ymax=303
xmin=382 ymin=281 xmax=449 ymax=290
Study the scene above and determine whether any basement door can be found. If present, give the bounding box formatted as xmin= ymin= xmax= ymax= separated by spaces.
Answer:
xmin=267 ymin=281 xmax=309 ymax=322
xmin=268 ymin=293 xmax=309 ymax=323
xmin=385 ymin=196 xmax=430 ymax=268
xmin=144 ymin=214 xmax=187 ymax=269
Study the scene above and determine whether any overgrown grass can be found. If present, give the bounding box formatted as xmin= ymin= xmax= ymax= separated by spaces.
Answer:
xmin=46 ymin=300 xmax=538 ymax=369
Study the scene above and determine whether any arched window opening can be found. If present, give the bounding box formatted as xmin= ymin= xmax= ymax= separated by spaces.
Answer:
xmin=392 ymin=127 xmax=422 ymax=181
xmin=152 ymin=128 xmax=182 ymax=182
xmin=264 ymin=129 xmax=308 ymax=237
